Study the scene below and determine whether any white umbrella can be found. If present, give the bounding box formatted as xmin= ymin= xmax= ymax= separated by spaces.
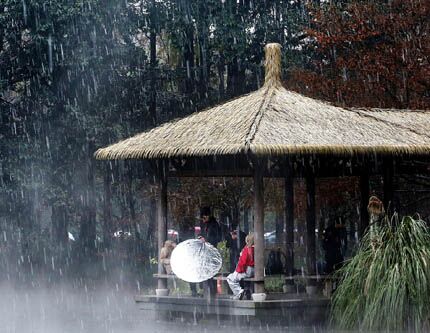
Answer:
xmin=170 ymin=239 xmax=222 ymax=283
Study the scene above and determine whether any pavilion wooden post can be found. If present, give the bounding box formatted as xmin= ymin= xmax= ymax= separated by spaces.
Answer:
xmin=359 ymin=159 xmax=370 ymax=239
xmin=253 ymin=159 xmax=265 ymax=294
xmin=275 ymin=211 xmax=283 ymax=245
xmin=157 ymin=159 xmax=168 ymax=290
xmin=284 ymin=157 xmax=295 ymax=283
xmin=305 ymin=161 xmax=317 ymax=281
xmin=383 ymin=156 xmax=394 ymax=213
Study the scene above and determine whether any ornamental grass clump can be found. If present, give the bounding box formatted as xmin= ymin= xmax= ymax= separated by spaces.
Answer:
xmin=331 ymin=215 xmax=430 ymax=331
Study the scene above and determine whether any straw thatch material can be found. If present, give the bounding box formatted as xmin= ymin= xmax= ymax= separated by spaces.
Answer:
xmin=95 ymin=43 xmax=430 ymax=160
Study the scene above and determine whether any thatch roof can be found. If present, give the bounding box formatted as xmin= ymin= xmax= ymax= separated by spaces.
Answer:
xmin=95 ymin=44 xmax=430 ymax=160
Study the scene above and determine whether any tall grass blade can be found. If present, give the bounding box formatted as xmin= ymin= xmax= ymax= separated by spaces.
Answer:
xmin=330 ymin=215 xmax=430 ymax=331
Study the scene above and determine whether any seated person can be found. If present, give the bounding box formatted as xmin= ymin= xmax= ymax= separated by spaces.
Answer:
xmin=160 ymin=240 xmax=176 ymax=274
xmin=226 ymin=233 xmax=254 ymax=300
xmin=226 ymin=228 xmax=246 ymax=273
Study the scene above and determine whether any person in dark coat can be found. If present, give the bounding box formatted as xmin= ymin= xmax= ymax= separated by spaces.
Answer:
xmin=197 ymin=206 xmax=222 ymax=298
xmin=322 ymin=221 xmax=347 ymax=274
xmin=198 ymin=206 xmax=222 ymax=247
xmin=225 ymin=228 xmax=246 ymax=273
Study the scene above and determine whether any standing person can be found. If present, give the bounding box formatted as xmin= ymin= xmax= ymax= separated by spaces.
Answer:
xmin=225 ymin=228 xmax=246 ymax=273
xmin=198 ymin=206 xmax=222 ymax=247
xmin=322 ymin=221 xmax=347 ymax=274
xmin=197 ymin=206 xmax=222 ymax=298
xmin=227 ymin=233 xmax=255 ymax=300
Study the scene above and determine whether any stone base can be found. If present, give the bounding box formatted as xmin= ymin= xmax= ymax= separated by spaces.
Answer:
xmin=135 ymin=293 xmax=329 ymax=327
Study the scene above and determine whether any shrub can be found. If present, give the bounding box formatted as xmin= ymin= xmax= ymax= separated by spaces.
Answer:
xmin=331 ymin=215 xmax=430 ymax=331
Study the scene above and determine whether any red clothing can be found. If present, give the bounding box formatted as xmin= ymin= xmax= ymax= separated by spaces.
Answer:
xmin=235 ymin=246 xmax=254 ymax=273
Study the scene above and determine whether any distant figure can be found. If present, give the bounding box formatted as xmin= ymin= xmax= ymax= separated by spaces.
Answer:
xmin=225 ymin=228 xmax=246 ymax=273
xmin=160 ymin=240 xmax=176 ymax=274
xmin=265 ymin=249 xmax=284 ymax=275
xmin=367 ymin=195 xmax=386 ymax=249
xmin=322 ymin=221 xmax=347 ymax=274
xmin=368 ymin=195 xmax=385 ymax=223
xmin=227 ymin=233 xmax=255 ymax=300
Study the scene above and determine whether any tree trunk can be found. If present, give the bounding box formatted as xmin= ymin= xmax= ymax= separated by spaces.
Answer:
xmin=197 ymin=2 xmax=209 ymax=100
xmin=227 ymin=57 xmax=238 ymax=97
xmin=127 ymin=163 xmax=140 ymax=241
xmin=18 ymin=194 xmax=33 ymax=269
xmin=149 ymin=0 xmax=157 ymax=126
xmin=243 ymin=206 xmax=249 ymax=234
xmin=103 ymin=165 xmax=113 ymax=249
xmin=146 ymin=195 xmax=157 ymax=259
xmin=184 ymin=25 xmax=195 ymax=95
xmin=217 ymin=55 xmax=225 ymax=99
xmin=232 ymin=204 xmax=240 ymax=230
xmin=52 ymin=204 xmax=68 ymax=245
xmin=227 ymin=56 xmax=246 ymax=97
xmin=79 ymin=140 xmax=97 ymax=257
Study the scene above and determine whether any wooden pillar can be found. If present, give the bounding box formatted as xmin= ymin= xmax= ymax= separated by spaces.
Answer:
xmin=284 ymin=158 xmax=295 ymax=281
xmin=359 ymin=160 xmax=370 ymax=239
xmin=305 ymin=163 xmax=316 ymax=280
xmin=275 ymin=211 xmax=283 ymax=245
xmin=253 ymin=160 xmax=265 ymax=294
xmin=383 ymin=156 xmax=394 ymax=213
xmin=157 ymin=160 xmax=168 ymax=289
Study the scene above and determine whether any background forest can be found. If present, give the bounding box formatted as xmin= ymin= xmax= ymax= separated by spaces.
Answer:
xmin=1 ymin=0 xmax=429 ymax=287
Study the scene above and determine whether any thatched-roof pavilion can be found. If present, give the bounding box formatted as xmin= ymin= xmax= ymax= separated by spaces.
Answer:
xmin=95 ymin=45 xmax=429 ymax=160
xmin=95 ymin=43 xmax=430 ymax=296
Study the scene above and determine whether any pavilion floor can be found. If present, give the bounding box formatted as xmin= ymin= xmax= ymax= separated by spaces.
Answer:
xmin=135 ymin=293 xmax=329 ymax=327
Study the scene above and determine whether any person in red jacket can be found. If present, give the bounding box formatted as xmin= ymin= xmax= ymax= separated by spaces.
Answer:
xmin=226 ymin=233 xmax=254 ymax=300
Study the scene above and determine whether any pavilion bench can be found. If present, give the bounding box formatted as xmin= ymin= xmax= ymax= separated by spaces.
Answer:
xmin=281 ymin=274 xmax=337 ymax=296
xmin=211 ymin=271 xmax=263 ymax=282
xmin=154 ymin=273 xmax=332 ymax=284
xmin=153 ymin=273 xmax=260 ymax=298
xmin=153 ymin=273 xmax=176 ymax=279
xmin=153 ymin=273 xmax=335 ymax=296
xmin=153 ymin=272 xmax=261 ymax=282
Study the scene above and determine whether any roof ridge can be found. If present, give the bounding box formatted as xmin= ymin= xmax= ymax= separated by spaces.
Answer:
xmin=347 ymin=108 xmax=430 ymax=139
xmin=344 ymin=108 xmax=430 ymax=138
xmin=244 ymin=87 xmax=276 ymax=153
xmin=352 ymin=107 xmax=430 ymax=113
